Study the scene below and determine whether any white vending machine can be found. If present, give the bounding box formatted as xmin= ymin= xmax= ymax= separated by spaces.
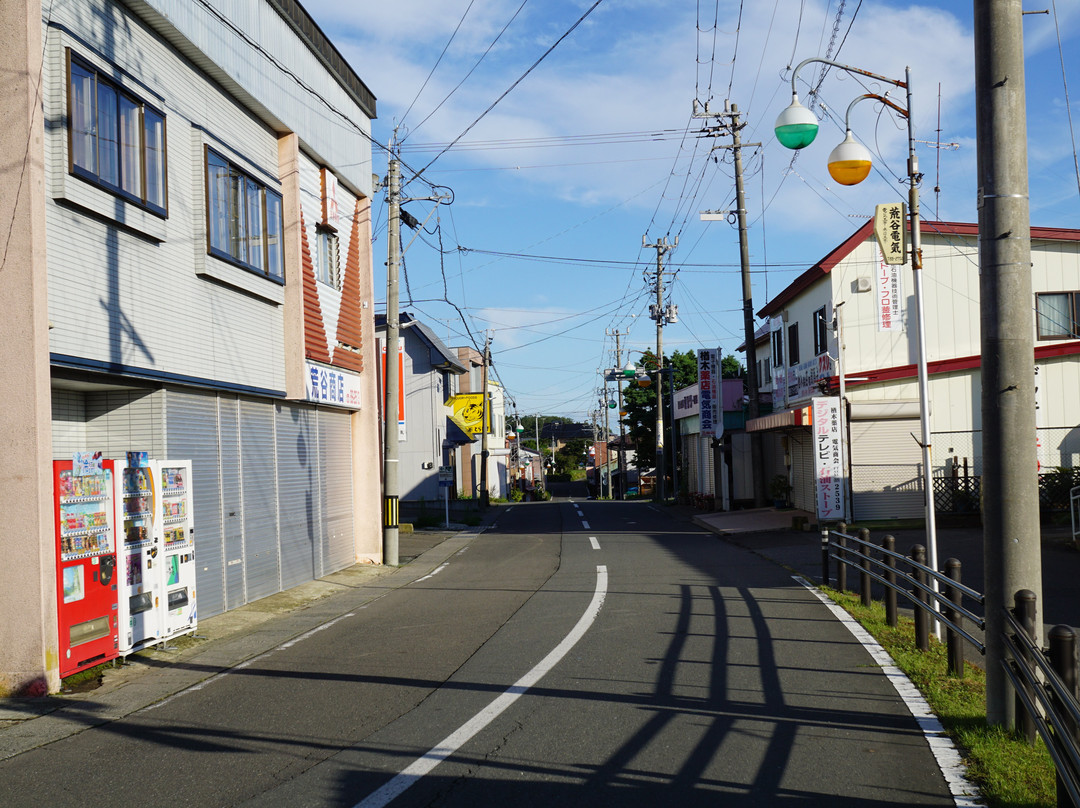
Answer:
xmin=157 ymin=461 xmax=197 ymax=639
xmin=113 ymin=453 xmax=165 ymax=656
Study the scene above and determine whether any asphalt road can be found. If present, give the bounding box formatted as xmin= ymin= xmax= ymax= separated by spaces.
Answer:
xmin=0 ymin=499 xmax=960 ymax=806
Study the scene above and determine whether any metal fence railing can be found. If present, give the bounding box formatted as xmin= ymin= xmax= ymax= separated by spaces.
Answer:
xmin=824 ymin=526 xmax=1080 ymax=807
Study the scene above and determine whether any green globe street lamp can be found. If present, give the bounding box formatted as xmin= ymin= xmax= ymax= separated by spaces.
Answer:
xmin=774 ymin=94 xmax=819 ymax=149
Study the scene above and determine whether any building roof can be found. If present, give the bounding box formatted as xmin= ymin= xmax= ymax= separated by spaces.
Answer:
xmin=375 ymin=313 xmax=468 ymax=374
xmin=756 ymin=219 xmax=1080 ymax=320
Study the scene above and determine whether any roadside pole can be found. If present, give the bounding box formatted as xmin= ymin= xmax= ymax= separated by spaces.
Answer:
xmin=383 ymin=154 xmax=401 ymax=567
xmin=975 ymin=0 xmax=1042 ymax=726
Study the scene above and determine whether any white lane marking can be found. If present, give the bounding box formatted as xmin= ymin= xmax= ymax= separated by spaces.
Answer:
xmin=413 ymin=563 xmax=449 ymax=583
xmin=581 ymin=520 xmax=590 ymax=530
xmin=354 ymin=565 xmax=609 ymax=808
xmin=794 ymin=576 xmax=984 ymax=807
xmin=145 ymin=613 xmax=356 ymax=710
xmin=589 ymin=536 xmax=601 ymax=551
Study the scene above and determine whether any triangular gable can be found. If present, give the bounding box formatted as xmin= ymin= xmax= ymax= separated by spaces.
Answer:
xmin=300 ymin=209 xmax=331 ymax=363
xmin=333 ymin=198 xmax=365 ymax=373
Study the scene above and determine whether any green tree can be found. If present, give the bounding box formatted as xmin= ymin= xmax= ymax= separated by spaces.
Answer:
xmin=619 ymin=349 xmax=698 ymax=484
xmin=721 ymin=354 xmax=744 ymax=378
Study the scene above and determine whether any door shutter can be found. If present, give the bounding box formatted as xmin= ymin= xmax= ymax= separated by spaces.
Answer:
xmin=849 ymin=419 xmax=923 ymax=520
xmin=240 ymin=399 xmax=280 ymax=601
xmin=319 ymin=408 xmax=355 ymax=573
xmin=277 ymin=403 xmax=317 ymax=589
xmin=789 ymin=429 xmax=815 ymax=512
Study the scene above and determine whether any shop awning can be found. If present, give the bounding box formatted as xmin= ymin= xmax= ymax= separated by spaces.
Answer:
xmin=746 ymin=404 xmax=812 ymax=432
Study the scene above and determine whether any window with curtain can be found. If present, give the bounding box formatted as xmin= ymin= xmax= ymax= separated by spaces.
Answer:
xmin=316 ymin=229 xmax=339 ymax=287
xmin=813 ymin=306 xmax=829 ymax=355
xmin=67 ymin=51 xmax=167 ymax=215
xmin=1036 ymin=292 xmax=1079 ymax=340
xmin=205 ymin=148 xmax=284 ymax=282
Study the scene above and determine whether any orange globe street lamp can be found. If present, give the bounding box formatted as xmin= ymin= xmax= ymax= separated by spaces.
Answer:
xmin=775 ymin=58 xmax=940 ymax=627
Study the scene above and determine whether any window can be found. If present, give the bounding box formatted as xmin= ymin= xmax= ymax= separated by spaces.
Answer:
xmin=1036 ymin=293 xmax=1079 ymax=340
xmin=205 ymin=148 xmax=284 ymax=282
xmin=316 ymin=228 xmax=339 ymax=287
xmin=788 ymin=323 xmax=800 ymax=366
xmin=771 ymin=329 xmax=783 ymax=367
xmin=68 ymin=52 xmax=167 ymax=215
xmin=813 ymin=306 xmax=829 ymax=355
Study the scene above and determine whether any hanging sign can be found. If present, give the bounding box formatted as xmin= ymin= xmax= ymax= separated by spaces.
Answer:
xmin=874 ymin=202 xmax=907 ymax=265
xmin=697 ymin=349 xmax=719 ymax=436
xmin=876 ymin=247 xmax=904 ymax=332
xmin=445 ymin=393 xmax=488 ymax=440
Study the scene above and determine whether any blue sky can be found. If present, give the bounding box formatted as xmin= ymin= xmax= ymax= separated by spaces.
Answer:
xmin=304 ymin=0 xmax=1080 ymax=421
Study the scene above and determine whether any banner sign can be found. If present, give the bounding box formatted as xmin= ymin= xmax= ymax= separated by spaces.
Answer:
xmin=379 ymin=342 xmax=407 ymax=439
xmin=445 ymin=393 xmax=488 ymax=439
xmin=876 ymin=247 xmax=903 ymax=331
xmin=697 ymin=349 xmax=719 ymax=436
xmin=813 ymin=396 xmax=846 ymax=521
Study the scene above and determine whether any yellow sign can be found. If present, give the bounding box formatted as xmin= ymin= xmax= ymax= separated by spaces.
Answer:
xmin=445 ymin=393 xmax=488 ymax=439
xmin=874 ymin=202 xmax=907 ymax=265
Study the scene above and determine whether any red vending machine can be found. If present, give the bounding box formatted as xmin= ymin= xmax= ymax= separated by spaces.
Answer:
xmin=114 ymin=453 xmax=164 ymax=655
xmin=54 ymin=456 xmax=120 ymax=677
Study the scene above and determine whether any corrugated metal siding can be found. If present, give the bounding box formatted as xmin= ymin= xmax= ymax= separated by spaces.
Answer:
xmin=850 ymin=419 xmax=924 ymax=520
xmin=240 ymin=399 xmax=280 ymax=601
xmin=277 ymin=404 xmax=317 ymax=589
xmin=85 ymin=390 xmax=165 ymax=458
xmin=165 ymin=389 xmax=226 ymax=618
xmin=52 ymin=389 xmax=87 ymax=457
xmin=219 ymin=397 xmax=246 ymax=611
xmin=789 ymin=430 xmax=815 ymax=512
xmin=319 ymin=409 xmax=354 ymax=573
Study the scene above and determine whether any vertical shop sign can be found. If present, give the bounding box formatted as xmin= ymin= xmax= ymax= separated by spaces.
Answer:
xmin=697 ymin=348 xmax=719 ymax=437
xmin=813 ymin=396 xmax=845 ymax=521
xmin=380 ymin=342 xmax=407 ymax=441
xmin=876 ymin=247 xmax=903 ymax=331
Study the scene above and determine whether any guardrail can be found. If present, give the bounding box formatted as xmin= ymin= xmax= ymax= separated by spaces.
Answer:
xmin=824 ymin=526 xmax=1080 ymax=807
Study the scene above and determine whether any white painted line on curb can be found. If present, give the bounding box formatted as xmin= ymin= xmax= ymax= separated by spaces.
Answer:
xmin=413 ymin=563 xmax=449 ymax=583
xmin=354 ymin=565 xmax=609 ymax=808
xmin=589 ymin=536 xmax=601 ymax=550
xmin=794 ymin=576 xmax=985 ymax=808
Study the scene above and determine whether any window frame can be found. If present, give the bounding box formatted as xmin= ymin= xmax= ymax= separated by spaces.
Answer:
xmin=1036 ymin=292 xmax=1080 ymax=341
xmin=771 ymin=329 xmax=783 ymax=368
xmin=66 ymin=50 xmax=168 ymax=217
xmin=813 ymin=306 xmax=829 ymax=356
xmin=316 ymin=227 xmax=340 ymax=288
xmin=204 ymin=146 xmax=284 ymax=284
xmin=788 ymin=322 xmax=800 ymax=366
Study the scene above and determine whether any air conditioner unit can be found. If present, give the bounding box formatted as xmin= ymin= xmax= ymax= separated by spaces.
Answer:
xmin=855 ymin=276 xmax=873 ymax=293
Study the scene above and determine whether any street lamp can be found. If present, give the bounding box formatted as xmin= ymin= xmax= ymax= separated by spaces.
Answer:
xmin=776 ymin=57 xmax=939 ymax=625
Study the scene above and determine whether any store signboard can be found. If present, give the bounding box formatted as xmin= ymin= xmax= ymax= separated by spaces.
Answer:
xmin=876 ymin=247 xmax=904 ymax=331
xmin=306 ymin=361 xmax=362 ymax=410
xmin=813 ymin=396 xmax=845 ymax=521
xmin=697 ymin=349 xmax=719 ymax=436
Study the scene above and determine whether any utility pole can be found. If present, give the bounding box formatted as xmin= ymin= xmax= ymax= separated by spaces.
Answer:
xmin=643 ymin=235 xmax=677 ymax=501
xmin=609 ymin=328 xmax=628 ymax=499
xmin=383 ymin=152 xmax=401 ymax=566
xmin=697 ymin=100 xmax=766 ymax=507
xmin=602 ymin=390 xmax=612 ymax=499
xmin=974 ymin=0 xmax=1041 ymax=727
xmin=479 ymin=334 xmax=492 ymax=507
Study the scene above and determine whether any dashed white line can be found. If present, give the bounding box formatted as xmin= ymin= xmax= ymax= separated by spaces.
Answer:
xmin=353 ymin=565 xmax=609 ymax=808
xmin=589 ymin=536 xmax=601 ymax=551
xmin=581 ymin=520 xmax=590 ymax=530
xmin=795 ymin=576 xmax=984 ymax=807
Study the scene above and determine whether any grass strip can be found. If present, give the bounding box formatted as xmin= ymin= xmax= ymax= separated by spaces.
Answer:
xmin=824 ymin=588 xmax=1056 ymax=808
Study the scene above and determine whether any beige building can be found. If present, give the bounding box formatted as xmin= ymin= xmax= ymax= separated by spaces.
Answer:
xmin=1 ymin=0 xmax=382 ymax=695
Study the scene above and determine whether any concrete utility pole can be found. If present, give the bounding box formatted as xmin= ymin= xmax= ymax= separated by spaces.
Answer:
xmin=974 ymin=0 xmax=1042 ymax=727
xmin=697 ymin=101 xmax=766 ymax=507
xmin=643 ymin=236 xmax=677 ymax=501
xmin=382 ymin=153 xmax=401 ymax=566
xmin=610 ymin=328 xmax=628 ymax=499
xmin=479 ymin=334 xmax=491 ymax=507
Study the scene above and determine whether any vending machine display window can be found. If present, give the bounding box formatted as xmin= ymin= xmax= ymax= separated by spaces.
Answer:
xmin=158 ymin=462 xmax=196 ymax=639
xmin=114 ymin=454 xmax=166 ymax=656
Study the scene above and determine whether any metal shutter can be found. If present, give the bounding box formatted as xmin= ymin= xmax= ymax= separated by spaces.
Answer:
xmin=219 ymin=396 xmax=246 ymax=611
xmin=277 ymin=403 xmax=317 ymax=589
xmin=850 ymin=419 xmax=924 ymax=520
xmin=789 ymin=429 xmax=815 ymax=512
xmin=240 ymin=399 xmax=280 ymax=601
xmin=165 ymin=389 xmax=225 ymax=619
xmin=319 ymin=408 xmax=354 ymax=573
